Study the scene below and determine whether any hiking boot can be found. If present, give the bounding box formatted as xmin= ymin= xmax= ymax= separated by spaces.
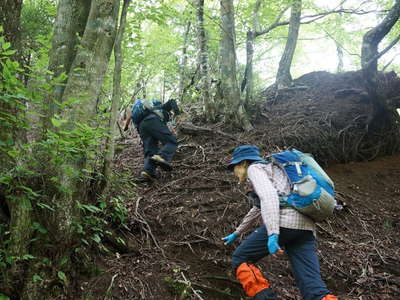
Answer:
xmin=135 ymin=171 xmax=155 ymax=183
xmin=150 ymin=155 xmax=172 ymax=171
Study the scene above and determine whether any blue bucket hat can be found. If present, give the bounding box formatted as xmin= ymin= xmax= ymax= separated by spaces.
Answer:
xmin=228 ymin=145 xmax=264 ymax=170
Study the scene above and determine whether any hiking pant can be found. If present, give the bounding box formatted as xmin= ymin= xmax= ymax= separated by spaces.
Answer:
xmin=138 ymin=114 xmax=177 ymax=176
xmin=232 ymin=225 xmax=331 ymax=300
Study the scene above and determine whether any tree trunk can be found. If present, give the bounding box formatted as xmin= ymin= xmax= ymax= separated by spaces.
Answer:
xmin=43 ymin=0 xmax=91 ymax=132
xmin=275 ymin=0 xmax=302 ymax=89
xmin=3 ymin=193 xmax=33 ymax=296
xmin=23 ymin=2 xmax=120 ymax=297
xmin=179 ymin=20 xmax=191 ymax=101
xmin=195 ymin=0 xmax=215 ymax=121
xmin=102 ymin=0 xmax=130 ymax=191
xmin=0 ymin=0 xmax=23 ymax=62
xmin=219 ymin=0 xmax=252 ymax=131
xmin=361 ymin=0 xmax=400 ymax=124
xmin=336 ymin=41 xmax=344 ymax=73
xmin=241 ymin=0 xmax=263 ymax=108
xmin=0 ymin=36 xmax=32 ymax=296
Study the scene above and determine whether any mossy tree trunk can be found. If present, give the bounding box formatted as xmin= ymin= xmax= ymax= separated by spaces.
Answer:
xmin=195 ymin=0 xmax=215 ymax=121
xmin=0 ymin=0 xmax=23 ymax=62
xmin=7 ymin=0 xmax=121 ymax=298
xmin=219 ymin=0 xmax=252 ymax=131
xmin=43 ymin=0 xmax=91 ymax=132
xmin=179 ymin=20 xmax=191 ymax=101
xmin=102 ymin=0 xmax=130 ymax=191
xmin=55 ymin=0 xmax=119 ymax=249
xmin=0 ymin=5 xmax=34 ymax=295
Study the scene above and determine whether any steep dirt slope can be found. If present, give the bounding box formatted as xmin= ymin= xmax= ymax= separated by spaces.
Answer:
xmin=90 ymin=128 xmax=400 ymax=300
xmin=82 ymin=70 xmax=400 ymax=300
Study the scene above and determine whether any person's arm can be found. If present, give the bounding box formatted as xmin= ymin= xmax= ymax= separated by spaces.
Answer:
xmin=162 ymin=99 xmax=181 ymax=115
xmin=222 ymin=206 xmax=260 ymax=245
xmin=247 ymin=164 xmax=280 ymax=236
xmin=123 ymin=113 xmax=132 ymax=131
xmin=233 ymin=206 xmax=261 ymax=235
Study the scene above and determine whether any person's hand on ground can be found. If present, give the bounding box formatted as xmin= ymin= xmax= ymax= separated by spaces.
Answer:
xmin=267 ymin=234 xmax=284 ymax=257
xmin=222 ymin=233 xmax=238 ymax=245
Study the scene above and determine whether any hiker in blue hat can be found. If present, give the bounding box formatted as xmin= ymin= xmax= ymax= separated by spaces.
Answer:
xmin=222 ymin=145 xmax=337 ymax=300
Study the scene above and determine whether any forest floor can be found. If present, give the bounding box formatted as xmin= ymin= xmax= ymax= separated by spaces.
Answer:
xmin=82 ymin=130 xmax=400 ymax=300
xmin=82 ymin=71 xmax=400 ymax=300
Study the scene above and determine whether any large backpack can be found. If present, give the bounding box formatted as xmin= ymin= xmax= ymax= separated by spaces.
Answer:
xmin=131 ymin=99 xmax=164 ymax=126
xmin=269 ymin=149 xmax=336 ymax=222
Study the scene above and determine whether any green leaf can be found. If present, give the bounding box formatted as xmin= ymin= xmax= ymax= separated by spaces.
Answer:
xmin=2 ymin=42 xmax=11 ymax=50
xmin=0 ymin=293 xmax=11 ymax=300
xmin=91 ymin=234 xmax=101 ymax=243
xmin=36 ymin=202 xmax=55 ymax=211
xmin=57 ymin=271 xmax=67 ymax=284
xmin=2 ymin=50 xmax=16 ymax=56
xmin=32 ymin=274 xmax=43 ymax=282
xmin=50 ymin=117 xmax=66 ymax=128
xmin=32 ymin=222 xmax=47 ymax=234
xmin=22 ymin=254 xmax=35 ymax=260
xmin=81 ymin=204 xmax=101 ymax=213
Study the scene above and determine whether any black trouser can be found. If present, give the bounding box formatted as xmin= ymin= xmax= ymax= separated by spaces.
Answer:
xmin=138 ymin=114 xmax=177 ymax=176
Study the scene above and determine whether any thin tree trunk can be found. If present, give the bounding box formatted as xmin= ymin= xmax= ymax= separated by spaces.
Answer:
xmin=179 ymin=20 xmax=191 ymax=101
xmin=275 ymin=0 xmax=302 ymax=89
xmin=361 ymin=0 xmax=400 ymax=120
xmin=195 ymin=0 xmax=215 ymax=121
xmin=242 ymin=0 xmax=263 ymax=107
xmin=102 ymin=0 xmax=130 ymax=191
xmin=336 ymin=42 xmax=344 ymax=73
xmin=219 ymin=0 xmax=252 ymax=131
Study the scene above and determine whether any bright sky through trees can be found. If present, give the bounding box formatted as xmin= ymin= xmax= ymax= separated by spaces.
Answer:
xmin=248 ymin=0 xmax=399 ymax=84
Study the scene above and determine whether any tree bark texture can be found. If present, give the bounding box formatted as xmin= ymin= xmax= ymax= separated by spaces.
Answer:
xmin=196 ymin=0 xmax=215 ymax=121
xmin=241 ymin=0 xmax=263 ymax=106
xmin=179 ymin=20 xmax=191 ymax=100
xmin=219 ymin=0 xmax=252 ymax=131
xmin=3 ymin=195 xmax=33 ymax=296
xmin=102 ymin=0 xmax=130 ymax=191
xmin=0 ymin=0 xmax=23 ymax=60
xmin=275 ymin=0 xmax=302 ymax=89
xmin=61 ymin=0 xmax=119 ymax=124
xmin=336 ymin=42 xmax=344 ymax=73
xmin=43 ymin=0 xmax=91 ymax=131
xmin=48 ymin=0 xmax=119 ymax=269
xmin=361 ymin=0 xmax=400 ymax=120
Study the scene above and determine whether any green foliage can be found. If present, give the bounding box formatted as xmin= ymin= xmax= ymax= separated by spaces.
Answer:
xmin=164 ymin=276 xmax=189 ymax=296
xmin=73 ymin=195 xmax=128 ymax=253
xmin=20 ymin=0 xmax=56 ymax=55
xmin=0 ymin=293 xmax=10 ymax=300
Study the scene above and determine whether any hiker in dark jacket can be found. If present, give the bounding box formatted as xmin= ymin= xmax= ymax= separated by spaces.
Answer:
xmin=124 ymin=98 xmax=181 ymax=182
xmin=222 ymin=145 xmax=338 ymax=300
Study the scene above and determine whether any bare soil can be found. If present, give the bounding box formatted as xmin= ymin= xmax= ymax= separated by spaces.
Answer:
xmin=86 ymin=132 xmax=400 ymax=300
xmin=83 ymin=71 xmax=400 ymax=300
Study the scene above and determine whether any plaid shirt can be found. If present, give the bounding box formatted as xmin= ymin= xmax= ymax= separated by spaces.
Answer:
xmin=234 ymin=163 xmax=315 ymax=236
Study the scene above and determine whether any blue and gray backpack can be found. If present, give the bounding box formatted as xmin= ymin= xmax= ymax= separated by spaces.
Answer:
xmin=268 ymin=149 xmax=336 ymax=222
xmin=131 ymin=99 xmax=165 ymax=126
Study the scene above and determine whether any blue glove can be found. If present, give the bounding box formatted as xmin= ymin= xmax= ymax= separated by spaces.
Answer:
xmin=222 ymin=233 xmax=238 ymax=245
xmin=267 ymin=234 xmax=280 ymax=254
